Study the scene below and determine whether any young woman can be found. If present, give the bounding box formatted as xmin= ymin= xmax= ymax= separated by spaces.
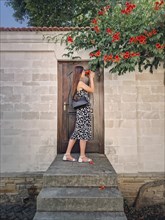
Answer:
xmin=63 ymin=65 xmax=95 ymax=162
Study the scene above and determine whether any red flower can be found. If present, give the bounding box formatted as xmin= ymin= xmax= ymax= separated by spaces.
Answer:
xmin=121 ymin=2 xmax=136 ymax=14
xmin=145 ymin=29 xmax=157 ymax=37
xmin=106 ymin=28 xmax=113 ymax=35
xmin=152 ymin=29 xmax=157 ymax=35
xmin=103 ymin=55 xmax=108 ymax=61
xmin=154 ymin=0 xmax=164 ymax=10
xmin=123 ymin=51 xmax=130 ymax=59
xmin=136 ymin=35 xmax=147 ymax=44
xmin=130 ymin=52 xmax=136 ymax=57
xmin=113 ymin=55 xmax=120 ymax=62
xmin=112 ymin=32 xmax=120 ymax=42
xmin=93 ymin=26 xmax=100 ymax=33
xmin=156 ymin=43 xmax=162 ymax=49
xmin=85 ymin=70 xmax=91 ymax=75
xmin=130 ymin=52 xmax=140 ymax=57
xmin=106 ymin=5 xmax=111 ymax=10
xmin=99 ymin=185 xmax=106 ymax=190
xmin=136 ymin=52 xmax=140 ymax=56
xmin=91 ymin=18 xmax=97 ymax=24
xmin=129 ymin=35 xmax=147 ymax=44
xmin=129 ymin=37 xmax=137 ymax=43
xmin=67 ymin=36 xmax=73 ymax=43
xmin=95 ymin=50 xmax=101 ymax=57
xmin=121 ymin=10 xmax=126 ymax=14
xmin=98 ymin=10 xmax=105 ymax=15
xmin=154 ymin=5 xmax=159 ymax=10
xmin=89 ymin=52 xmax=95 ymax=57
xmin=89 ymin=160 xmax=94 ymax=165
xmin=104 ymin=54 xmax=113 ymax=61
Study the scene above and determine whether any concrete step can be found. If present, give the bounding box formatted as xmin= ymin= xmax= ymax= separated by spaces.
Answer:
xmin=43 ymin=154 xmax=118 ymax=187
xmin=33 ymin=211 xmax=127 ymax=220
xmin=37 ymin=187 xmax=124 ymax=212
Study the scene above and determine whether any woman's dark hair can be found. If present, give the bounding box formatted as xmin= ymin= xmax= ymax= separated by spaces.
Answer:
xmin=72 ymin=66 xmax=84 ymax=98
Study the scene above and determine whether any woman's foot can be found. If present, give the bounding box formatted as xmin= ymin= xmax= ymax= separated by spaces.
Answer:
xmin=78 ymin=155 xmax=92 ymax=163
xmin=63 ymin=153 xmax=76 ymax=162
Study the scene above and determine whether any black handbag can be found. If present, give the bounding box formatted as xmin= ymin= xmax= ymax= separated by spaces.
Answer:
xmin=72 ymin=96 xmax=88 ymax=109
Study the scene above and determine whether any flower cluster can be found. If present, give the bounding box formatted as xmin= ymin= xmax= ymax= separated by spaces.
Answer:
xmin=129 ymin=28 xmax=158 ymax=45
xmin=155 ymin=43 xmax=165 ymax=49
xmin=67 ymin=36 xmax=73 ymax=43
xmin=91 ymin=18 xmax=97 ymax=24
xmin=144 ymin=29 xmax=157 ymax=37
xmin=103 ymin=54 xmax=113 ymax=61
xmin=106 ymin=28 xmax=113 ymax=35
xmin=121 ymin=2 xmax=136 ymax=14
xmin=63 ymin=0 xmax=164 ymax=75
xmin=154 ymin=0 xmax=164 ymax=10
xmin=90 ymin=50 xmax=101 ymax=57
xmin=104 ymin=52 xmax=140 ymax=63
xmin=113 ymin=55 xmax=120 ymax=62
xmin=93 ymin=26 xmax=100 ymax=33
xmin=112 ymin=32 xmax=120 ymax=42
xmin=122 ymin=51 xmax=140 ymax=59
xmin=129 ymin=35 xmax=147 ymax=44
xmin=98 ymin=5 xmax=111 ymax=16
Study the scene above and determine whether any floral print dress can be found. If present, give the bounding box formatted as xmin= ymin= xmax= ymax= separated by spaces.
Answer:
xmin=70 ymin=89 xmax=92 ymax=141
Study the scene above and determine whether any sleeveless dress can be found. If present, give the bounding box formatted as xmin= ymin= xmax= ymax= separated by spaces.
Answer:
xmin=70 ymin=88 xmax=92 ymax=141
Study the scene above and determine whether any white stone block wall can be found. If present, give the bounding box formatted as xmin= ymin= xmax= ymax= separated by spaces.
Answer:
xmin=104 ymin=67 xmax=165 ymax=173
xmin=0 ymin=31 xmax=164 ymax=174
xmin=0 ymin=32 xmax=58 ymax=172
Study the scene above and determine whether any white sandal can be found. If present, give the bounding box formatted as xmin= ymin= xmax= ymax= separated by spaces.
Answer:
xmin=78 ymin=156 xmax=92 ymax=163
xmin=63 ymin=154 xmax=76 ymax=162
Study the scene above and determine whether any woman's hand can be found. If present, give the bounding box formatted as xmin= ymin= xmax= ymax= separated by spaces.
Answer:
xmin=89 ymin=71 xmax=95 ymax=79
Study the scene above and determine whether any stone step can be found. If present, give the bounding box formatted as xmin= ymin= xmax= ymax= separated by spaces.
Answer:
xmin=33 ymin=211 xmax=127 ymax=220
xmin=43 ymin=154 xmax=118 ymax=187
xmin=37 ymin=187 xmax=124 ymax=212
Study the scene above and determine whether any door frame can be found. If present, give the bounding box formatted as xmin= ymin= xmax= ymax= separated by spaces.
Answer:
xmin=57 ymin=60 xmax=104 ymax=154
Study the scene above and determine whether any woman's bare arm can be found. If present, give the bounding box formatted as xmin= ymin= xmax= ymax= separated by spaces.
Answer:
xmin=77 ymin=72 xmax=95 ymax=93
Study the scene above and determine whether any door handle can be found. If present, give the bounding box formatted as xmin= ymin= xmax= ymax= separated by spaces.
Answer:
xmin=64 ymin=102 xmax=67 ymax=111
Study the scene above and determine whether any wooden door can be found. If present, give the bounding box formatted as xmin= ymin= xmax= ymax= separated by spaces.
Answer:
xmin=57 ymin=61 xmax=104 ymax=154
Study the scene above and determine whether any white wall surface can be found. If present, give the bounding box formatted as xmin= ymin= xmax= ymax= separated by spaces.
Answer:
xmin=0 ymin=31 xmax=164 ymax=173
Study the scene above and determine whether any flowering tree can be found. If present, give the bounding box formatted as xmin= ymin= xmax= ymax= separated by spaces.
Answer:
xmin=51 ymin=0 xmax=165 ymax=74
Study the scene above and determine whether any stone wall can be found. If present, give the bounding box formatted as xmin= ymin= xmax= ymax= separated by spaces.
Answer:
xmin=104 ymin=68 xmax=165 ymax=173
xmin=0 ymin=30 xmax=164 ymax=174
xmin=118 ymin=173 xmax=165 ymax=207
xmin=0 ymin=34 xmax=58 ymax=171
xmin=0 ymin=173 xmax=43 ymax=204
xmin=0 ymin=31 xmax=91 ymax=172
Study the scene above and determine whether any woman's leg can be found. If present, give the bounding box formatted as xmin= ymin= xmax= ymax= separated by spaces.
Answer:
xmin=80 ymin=140 xmax=87 ymax=157
xmin=65 ymin=139 xmax=76 ymax=159
xmin=79 ymin=140 xmax=92 ymax=162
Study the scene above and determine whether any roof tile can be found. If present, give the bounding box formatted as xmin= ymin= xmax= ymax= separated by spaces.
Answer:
xmin=0 ymin=27 xmax=90 ymax=31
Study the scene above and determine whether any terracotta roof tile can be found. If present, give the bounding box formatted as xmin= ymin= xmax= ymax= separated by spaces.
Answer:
xmin=0 ymin=27 xmax=90 ymax=31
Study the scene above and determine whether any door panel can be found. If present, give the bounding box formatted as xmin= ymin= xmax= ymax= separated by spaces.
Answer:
xmin=57 ymin=61 xmax=104 ymax=154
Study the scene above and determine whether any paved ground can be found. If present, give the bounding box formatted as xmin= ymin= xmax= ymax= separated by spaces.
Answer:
xmin=0 ymin=199 xmax=164 ymax=220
